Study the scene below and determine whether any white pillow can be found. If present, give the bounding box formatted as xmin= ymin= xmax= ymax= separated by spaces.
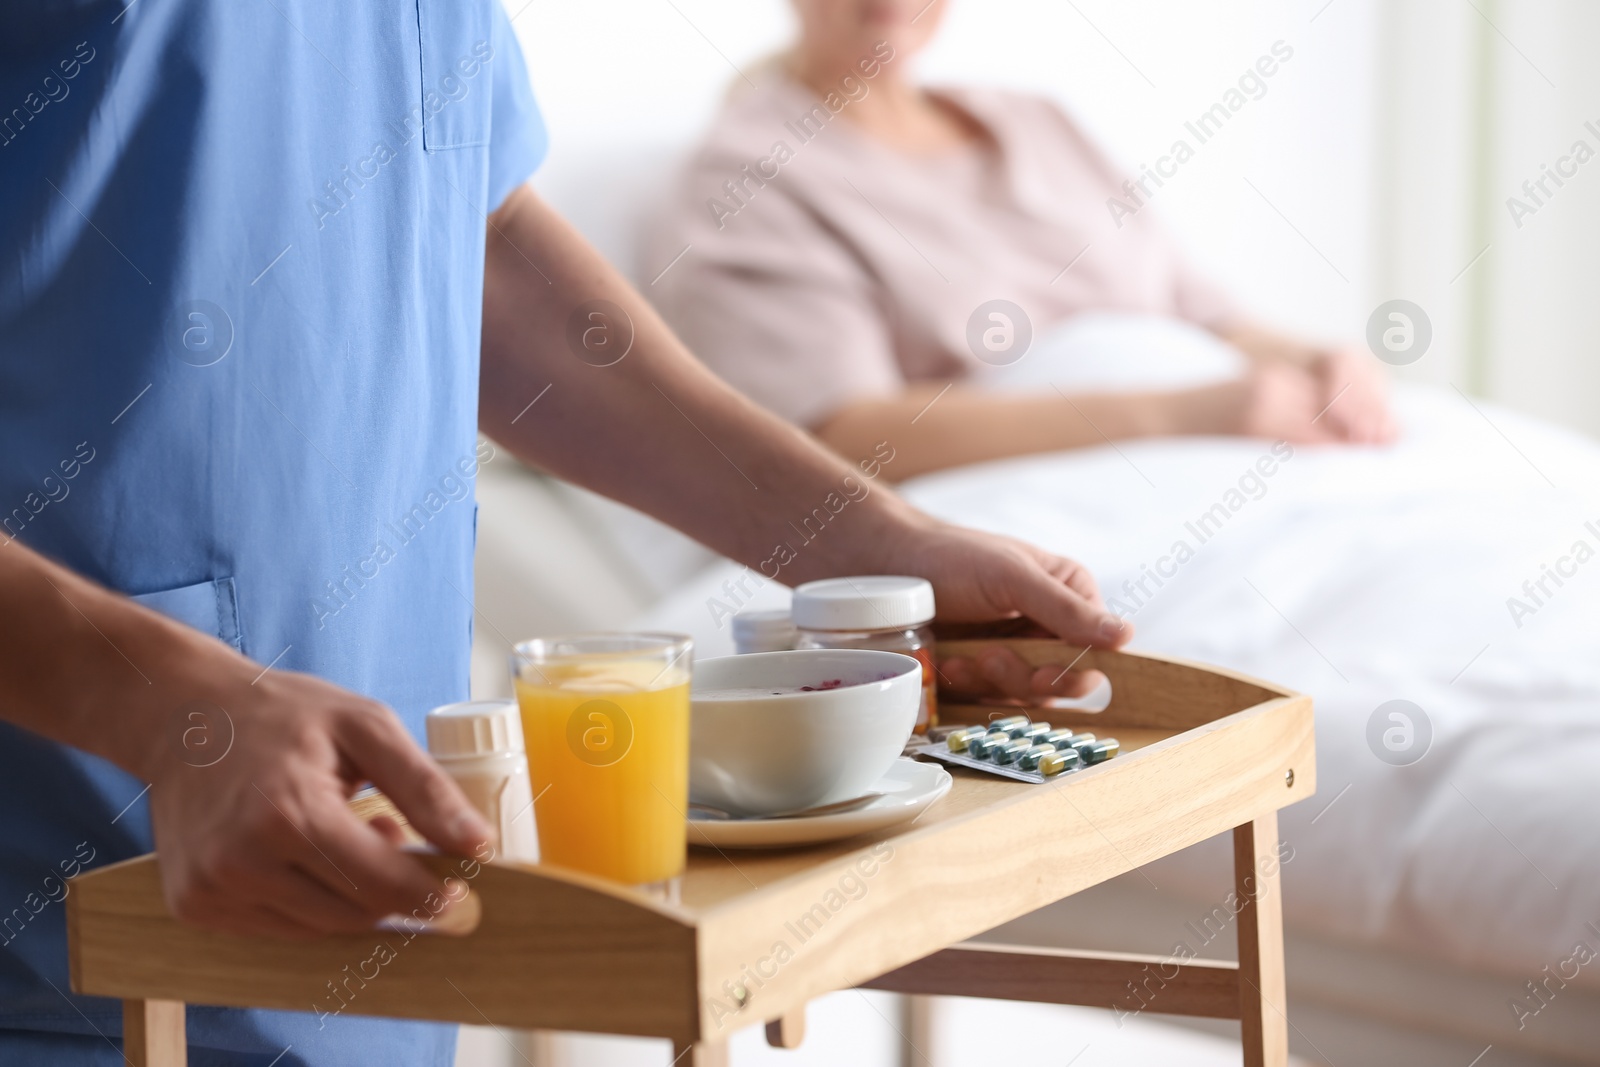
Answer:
xmin=982 ymin=312 xmax=1245 ymax=395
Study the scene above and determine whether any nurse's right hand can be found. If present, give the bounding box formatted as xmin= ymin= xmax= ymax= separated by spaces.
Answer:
xmin=145 ymin=670 xmax=495 ymax=939
xmin=0 ymin=525 xmax=494 ymax=940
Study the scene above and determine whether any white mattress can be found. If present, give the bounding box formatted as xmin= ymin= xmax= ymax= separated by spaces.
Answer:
xmin=634 ymin=318 xmax=1600 ymax=992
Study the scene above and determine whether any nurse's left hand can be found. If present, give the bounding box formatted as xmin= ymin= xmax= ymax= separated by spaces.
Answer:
xmin=147 ymin=670 xmax=494 ymax=939
xmin=882 ymin=518 xmax=1132 ymax=702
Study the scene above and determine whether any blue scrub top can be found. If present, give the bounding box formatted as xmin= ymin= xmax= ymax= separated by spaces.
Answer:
xmin=0 ymin=1 xmax=546 ymax=1063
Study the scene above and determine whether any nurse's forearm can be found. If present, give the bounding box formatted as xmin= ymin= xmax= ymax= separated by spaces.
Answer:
xmin=478 ymin=185 xmax=925 ymax=581
xmin=0 ymin=540 xmax=253 ymax=778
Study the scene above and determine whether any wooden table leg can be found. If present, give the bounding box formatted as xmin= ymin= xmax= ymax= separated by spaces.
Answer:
xmin=518 ymin=1030 xmax=559 ymax=1064
xmin=122 ymin=998 xmax=186 ymax=1067
xmin=905 ymin=994 xmax=936 ymax=1066
xmin=672 ymin=1040 xmax=728 ymax=1067
xmin=1234 ymin=814 xmax=1288 ymax=1067
xmin=764 ymin=1005 xmax=806 ymax=1049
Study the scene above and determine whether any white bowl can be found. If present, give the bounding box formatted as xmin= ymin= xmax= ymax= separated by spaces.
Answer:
xmin=690 ymin=649 xmax=922 ymax=818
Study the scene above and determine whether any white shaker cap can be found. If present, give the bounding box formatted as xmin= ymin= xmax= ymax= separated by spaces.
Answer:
xmin=425 ymin=700 xmax=525 ymax=759
xmin=731 ymin=609 xmax=798 ymax=653
xmin=791 ymin=576 xmax=935 ymax=632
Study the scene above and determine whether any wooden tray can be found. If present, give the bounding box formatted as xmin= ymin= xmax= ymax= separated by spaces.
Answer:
xmin=68 ymin=641 xmax=1314 ymax=1067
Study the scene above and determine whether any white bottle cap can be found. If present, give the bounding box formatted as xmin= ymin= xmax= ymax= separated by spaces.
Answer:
xmin=731 ymin=609 xmax=798 ymax=654
xmin=425 ymin=700 xmax=525 ymax=759
xmin=791 ymin=576 xmax=936 ymax=632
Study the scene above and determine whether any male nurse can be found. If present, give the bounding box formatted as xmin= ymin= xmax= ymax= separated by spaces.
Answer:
xmin=0 ymin=3 xmax=1127 ymax=1063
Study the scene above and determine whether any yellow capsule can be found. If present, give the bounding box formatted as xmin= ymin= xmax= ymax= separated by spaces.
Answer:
xmin=1039 ymin=749 xmax=1082 ymax=777
xmin=1018 ymin=743 xmax=1056 ymax=771
xmin=945 ymin=727 xmax=987 ymax=753
xmin=1053 ymin=731 xmax=1097 ymax=756
xmin=996 ymin=738 xmax=1034 ymax=764
xmin=1083 ymin=738 xmax=1120 ymax=764
xmin=970 ymin=733 xmax=1007 ymax=760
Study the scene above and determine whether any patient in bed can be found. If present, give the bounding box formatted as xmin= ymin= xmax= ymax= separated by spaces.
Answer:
xmin=644 ymin=0 xmax=1395 ymax=479
xmin=635 ymin=4 xmax=1600 ymax=1030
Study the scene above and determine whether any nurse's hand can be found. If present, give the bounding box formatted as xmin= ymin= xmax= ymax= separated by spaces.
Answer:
xmin=146 ymin=671 xmax=493 ymax=939
xmin=882 ymin=517 xmax=1131 ymax=701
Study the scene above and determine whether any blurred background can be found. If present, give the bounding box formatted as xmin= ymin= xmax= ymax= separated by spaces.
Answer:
xmin=517 ymin=0 xmax=1600 ymax=439
xmin=454 ymin=2 xmax=1600 ymax=1064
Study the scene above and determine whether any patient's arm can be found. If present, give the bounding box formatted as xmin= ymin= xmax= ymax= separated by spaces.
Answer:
xmin=814 ymin=385 xmax=1206 ymax=481
xmin=813 ymin=366 xmax=1363 ymax=482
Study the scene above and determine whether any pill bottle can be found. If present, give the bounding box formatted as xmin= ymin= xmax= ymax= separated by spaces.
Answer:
xmin=425 ymin=700 xmax=539 ymax=864
xmin=731 ymin=609 xmax=798 ymax=654
xmin=791 ymin=576 xmax=938 ymax=733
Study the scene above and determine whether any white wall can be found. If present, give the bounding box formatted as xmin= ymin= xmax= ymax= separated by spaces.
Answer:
xmin=919 ymin=0 xmax=1380 ymax=340
xmin=465 ymin=4 xmax=1599 ymax=1064
xmin=1476 ymin=1 xmax=1600 ymax=436
xmin=1366 ymin=0 xmax=1482 ymax=392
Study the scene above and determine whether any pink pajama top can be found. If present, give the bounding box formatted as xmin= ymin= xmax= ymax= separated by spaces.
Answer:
xmin=644 ymin=74 xmax=1239 ymax=427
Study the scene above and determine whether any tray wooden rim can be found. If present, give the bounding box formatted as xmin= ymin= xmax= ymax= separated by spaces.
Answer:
xmin=66 ymin=644 xmax=1315 ymax=1046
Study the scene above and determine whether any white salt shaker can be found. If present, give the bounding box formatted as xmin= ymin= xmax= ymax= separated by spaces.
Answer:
xmin=731 ymin=608 xmax=798 ymax=654
xmin=425 ymin=700 xmax=538 ymax=864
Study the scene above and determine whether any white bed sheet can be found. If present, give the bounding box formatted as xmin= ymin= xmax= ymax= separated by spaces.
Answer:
xmin=634 ymin=318 xmax=1600 ymax=987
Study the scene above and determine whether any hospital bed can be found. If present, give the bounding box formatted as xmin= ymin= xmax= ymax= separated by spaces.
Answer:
xmin=459 ymin=150 xmax=1600 ymax=1065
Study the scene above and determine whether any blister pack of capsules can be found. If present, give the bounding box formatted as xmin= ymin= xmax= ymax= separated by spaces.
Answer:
xmin=916 ymin=716 xmax=1120 ymax=784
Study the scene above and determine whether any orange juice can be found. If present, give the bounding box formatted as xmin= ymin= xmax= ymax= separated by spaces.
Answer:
xmin=515 ymin=657 xmax=690 ymax=885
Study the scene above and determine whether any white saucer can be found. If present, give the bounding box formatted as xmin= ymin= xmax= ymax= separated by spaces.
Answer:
xmin=687 ymin=759 xmax=952 ymax=850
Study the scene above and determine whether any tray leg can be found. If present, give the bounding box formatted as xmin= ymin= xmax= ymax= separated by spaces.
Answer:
xmin=764 ymin=1005 xmax=806 ymax=1049
xmin=1233 ymin=814 xmax=1288 ymax=1067
xmin=122 ymin=998 xmax=186 ymax=1067
xmin=906 ymin=994 xmax=936 ymax=1063
xmin=672 ymin=1039 xmax=729 ymax=1067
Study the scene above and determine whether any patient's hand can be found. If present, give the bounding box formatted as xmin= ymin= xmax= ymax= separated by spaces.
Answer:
xmin=1209 ymin=321 xmax=1398 ymax=445
xmin=1200 ymin=356 xmax=1396 ymax=446
xmin=1307 ymin=347 xmax=1397 ymax=444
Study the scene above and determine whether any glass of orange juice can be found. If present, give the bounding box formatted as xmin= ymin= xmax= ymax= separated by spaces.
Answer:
xmin=511 ymin=633 xmax=692 ymax=885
